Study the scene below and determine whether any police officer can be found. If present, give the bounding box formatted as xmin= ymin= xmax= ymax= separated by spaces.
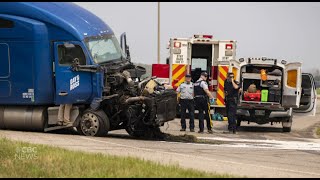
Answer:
xmin=176 ymin=74 xmax=195 ymax=132
xmin=194 ymin=72 xmax=215 ymax=134
xmin=224 ymin=72 xmax=241 ymax=134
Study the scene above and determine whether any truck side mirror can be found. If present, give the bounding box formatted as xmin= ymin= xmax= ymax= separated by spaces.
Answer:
xmin=72 ymin=58 xmax=80 ymax=66
xmin=120 ymin=32 xmax=131 ymax=62
xmin=125 ymin=45 xmax=131 ymax=61
xmin=71 ymin=58 xmax=80 ymax=71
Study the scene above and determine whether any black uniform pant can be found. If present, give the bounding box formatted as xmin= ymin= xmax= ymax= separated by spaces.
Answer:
xmin=195 ymin=96 xmax=212 ymax=131
xmin=226 ymin=98 xmax=237 ymax=131
xmin=180 ymin=99 xmax=195 ymax=130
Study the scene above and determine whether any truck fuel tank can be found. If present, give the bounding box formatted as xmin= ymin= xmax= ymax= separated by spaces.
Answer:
xmin=0 ymin=106 xmax=47 ymax=131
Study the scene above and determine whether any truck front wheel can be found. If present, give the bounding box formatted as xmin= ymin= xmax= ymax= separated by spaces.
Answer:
xmin=77 ymin=109 xmax=110 ymax=137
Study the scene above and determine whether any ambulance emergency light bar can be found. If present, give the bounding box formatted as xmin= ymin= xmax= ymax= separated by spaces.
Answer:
xmin=226 ymin=44 xmax=233 ymax=50
xmin=193 ymin=34 xmax=213 ymax=39
xmin=173 ymin=42 xmax=181 ymax=48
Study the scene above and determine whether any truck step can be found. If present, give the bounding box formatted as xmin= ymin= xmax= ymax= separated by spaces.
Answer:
xmin=44 ymin=124 xmax=74 ymax=132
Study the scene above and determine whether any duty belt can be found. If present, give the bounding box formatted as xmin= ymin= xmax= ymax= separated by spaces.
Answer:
xmin=195 ymin=95 xmax=206 ymax=98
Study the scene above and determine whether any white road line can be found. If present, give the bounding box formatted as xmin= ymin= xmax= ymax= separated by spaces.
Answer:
xmin=196 ymin=137 xmax=320 ymax=151
xmin=198 ymin=136 xmax=320 ymax=143
xmin=80 ymin=136 xmax=320 ymax=177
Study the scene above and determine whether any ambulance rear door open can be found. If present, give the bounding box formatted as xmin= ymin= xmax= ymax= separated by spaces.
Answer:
xmin=293 ymin=73 xmax=317 ymax=116
xmin=190 ymin=41 xmax=213 ymax=82
xmin=283 ymin=62 xmax=302 ymax=108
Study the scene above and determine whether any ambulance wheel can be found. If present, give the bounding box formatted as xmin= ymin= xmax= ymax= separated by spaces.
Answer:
xmin=77 ymin=109 xmax=110 ymax=137
xmin=282 ymin=116 xmax=292 ymax=133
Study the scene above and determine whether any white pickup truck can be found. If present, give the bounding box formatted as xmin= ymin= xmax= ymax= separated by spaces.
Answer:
xmin=229 ymin=57 xmax=317 ymax=132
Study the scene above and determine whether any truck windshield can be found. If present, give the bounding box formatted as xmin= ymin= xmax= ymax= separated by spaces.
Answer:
xmin=85 ymin=34 xmax=125 ymax=64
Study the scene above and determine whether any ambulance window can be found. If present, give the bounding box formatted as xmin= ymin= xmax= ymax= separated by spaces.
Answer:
xmin=58 ymin=45 xmax=86 ymax=65
xmin=191 ymin=58 xmax=207 ymax=71
xmin=0 ymin=18 xmax=14 ymax=28
xmin=287 ymin=70 xmax=297 ymax=88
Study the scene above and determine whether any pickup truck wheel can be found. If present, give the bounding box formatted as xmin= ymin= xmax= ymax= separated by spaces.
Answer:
xmin=282 ymin=116 xmax=293 ymax=133
xmin=283 ymin=126 xmax=291 ymax=132
xmin=77 ymin=109 xmax=109 ymax=137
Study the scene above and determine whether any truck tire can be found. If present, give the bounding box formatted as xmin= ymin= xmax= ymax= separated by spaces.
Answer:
xmin=283 ymin=126 xmax=291 ymax=133
xmin=282 ymin=116 xmax=292 ymax=133
xmin=77 ymin=109 xmax=110 ymax=137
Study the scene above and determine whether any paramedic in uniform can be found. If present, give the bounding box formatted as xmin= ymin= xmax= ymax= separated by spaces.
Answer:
xmin=194 ymin=72 xmax=215 ymax=134
xmin=176 ymin=74 xmax=195 ymax=132
xmin=224 ymin=72 xmax=241 ymax=134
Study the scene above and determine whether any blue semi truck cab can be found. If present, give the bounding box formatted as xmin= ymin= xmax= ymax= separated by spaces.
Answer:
xmin=0 ymin=2 xmax=177 ymax=137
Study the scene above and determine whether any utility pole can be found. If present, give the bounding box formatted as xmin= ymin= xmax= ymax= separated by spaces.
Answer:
xmin=157 ymin=2 xmax=160 ymax=64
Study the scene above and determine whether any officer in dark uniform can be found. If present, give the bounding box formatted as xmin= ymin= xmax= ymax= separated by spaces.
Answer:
xmin=224 ymin=72 xmax=241 ymax=134
xmin=176 ymin=74 xmax=195 ymax=132
xmin=194 ymin=72 xmax=215 ymax=134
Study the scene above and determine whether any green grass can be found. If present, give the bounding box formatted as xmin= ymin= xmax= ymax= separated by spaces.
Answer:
xmin=0 ymin=137 xmax=236 ymax=178
xmin=317 ymin=88 xmax=320 ymax=95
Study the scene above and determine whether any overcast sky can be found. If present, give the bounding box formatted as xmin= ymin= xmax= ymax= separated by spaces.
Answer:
xmin=75 ymin=2 xmax=320 ymax=71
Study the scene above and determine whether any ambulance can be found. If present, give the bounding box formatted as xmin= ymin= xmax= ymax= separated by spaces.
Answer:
xmin=152 ymin=34 xmax=237 ymax=115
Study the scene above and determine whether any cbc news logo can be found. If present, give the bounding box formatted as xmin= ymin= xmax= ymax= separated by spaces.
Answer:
xmin=15 ymin=146 xmax=38 ymax=160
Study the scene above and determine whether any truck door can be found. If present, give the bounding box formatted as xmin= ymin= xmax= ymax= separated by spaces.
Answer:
xmin=293 ymin=73 xmax=317 ymax=116
xmin=53 ymin=42 xmax=93 ymax=104
xmin=283 ymin=62 xmax=302 ymax=108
